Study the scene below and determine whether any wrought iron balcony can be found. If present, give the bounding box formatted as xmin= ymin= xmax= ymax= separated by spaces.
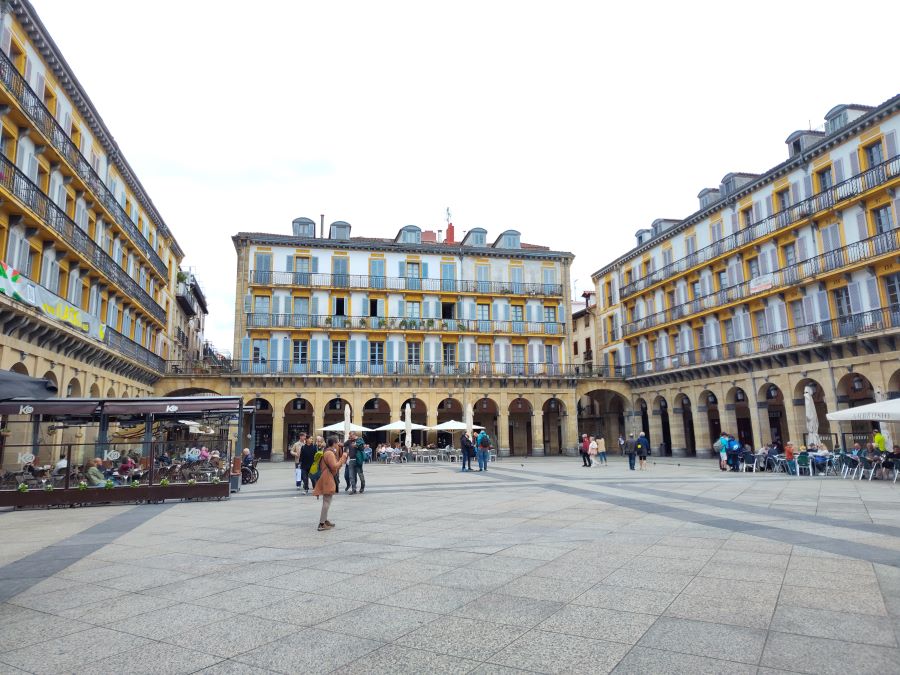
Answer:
xmin=248 ymin=270 xmax=564 ymax=297
xmin=245 ymin=313 xmax=566 ymax=336
xmin=629 ymin=306 xmax=900 ymax=377
xmin=107 ymin=327 xmax=166 ymax=373
xmin=164 ymin=358 xmax=625 ymax=379
xmin=582 ymin=350 xmax=593 ymax=362
xmin=619 ymin=153 xmax=900 ymax=299
xmin=175 ymin=326 xmax=189 ymax=348
xmin=623 ymin=228 xmax=900 ymax=337
xmin=0 ymin=153 xmax=166 ymax=323
xmin=176 ymin=281 xmax=199 ymax=316
xmin=0 ymin=49 xmax=168 ymax=277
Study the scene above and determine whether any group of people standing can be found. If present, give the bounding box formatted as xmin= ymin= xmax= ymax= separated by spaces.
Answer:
xmin=579 ymin=434 xmax=608 ymax=467
xmin=459 ymin=430 xmax=493 ymax=471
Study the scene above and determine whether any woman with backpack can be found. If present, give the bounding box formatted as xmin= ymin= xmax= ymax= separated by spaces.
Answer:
xmin=460 ymin=431 xmax=475 ymax=472
xmin=475 ymin=430 xmax=492 ymax=471
xmin=312 ymin=436 xmax=347 ymax=531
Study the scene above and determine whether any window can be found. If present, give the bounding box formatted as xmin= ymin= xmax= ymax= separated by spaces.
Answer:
xmin=370 ymin=341 xmax=384 ymax=365
xmin=477 ymin=344 xmax=490 ymax=364
xmin=5 ymin=227 xmax=31 ymax=275
xmin=476 ymin=303 xmax=490 ymax=320
xmin=293 ymin=256 xmax=310 ymax=284
xmin=885 ymin=273 xmax=900 ymax=309
xmin=406 ymin=342 xmax=420 ymax=365
xmin=753 ymin=310 xmax=767 ymax=336
xmin=543 ymin=306 xmax=557 ymax=322
xmin=406 ymin=261 xmax=420 ymax=278
xmin=776 ymin=188 xmax=791 ymax=211
xmin=790 ymin=300 xmax=805 ymax=328
xmin=661 ymin=248 xmax=673 ymax=267
xmin=747 ymin=257 xmax=760 ymax=279
xmin=873 ymin=205 xmax=894 ymax=234
xmin=441 ymin=262 xmax=456 ymax=292
xmin=782 ymin=243 xmax=797 ymax=266
xmin=817 ymin=167 xmax=833 ymax=191
xmin=741 ymin=208 xmax=753 ymax=229
xmin=331 ymin=340 xmax=346 ymax=364
xmin=511 ymin=305 xmax=524 ymax=321
xmin=441 ymin=302 xmax=455 ymax=320
xmin=542 ymin=267 xmax=557 ymax=292
xmin=573 ymin=340 xmax=579 ymax=356
xmin=406 ymin=301 xmax=421 ymax=319
xmin=865 ymin=142 xmax=884 ymax=168
xmin=334 ymin=297 xmax=346 ymax=316
xmin=691 ymin=281 xmax=701 ymax=299
xmin=332 ymin=256 xmax=349 ymax=287
xmin=717 ymin=270 xmax=728 ymax=290
xmin=476 ymin=264 xmax=490 ymax=292
xmin=723 ymin=318 xmax=735 ymax=343
xmin=41 ymin=250 xmax=61 ymax=293
xmin=253 ymin=252 xmax=272 ymax=283
xmin=369 ymin=299 xmax=379 ymax=317
xmin=252 ymin=339 xmax=267 ymax=363
xmin=710 ymin=222 xmax=723 ymax=241
xmin=585 ymin=337 xmax=591 ymax=351
xmin=685 ymin=236 xmax=697 ymax=255
xmin=292 ymin=340 xmax=308 ymax=365
xmin=67 ymin=268 xmax=81 ymax=305
xmin=253 ymin=295 xmax=270 ymax=314
xmin=442 ymin=343 xmax=456 ymax=365
xmin=833 ymin=286 xmax=852 ymax=319
xmin=512 ymin=344 xmax=525 ymax=365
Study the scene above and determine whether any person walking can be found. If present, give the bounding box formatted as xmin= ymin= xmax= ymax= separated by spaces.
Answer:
xmin=636 ymin=432 xmax=649 ymax=470
xmin=298 ymin=434 xmax=319 ymax=495
xmin=460 ymin=431 xmax=474 ymax=472
xmin=580 ymin=434 xmax=591 ymax=467
xmin=597 ymin=436 xmax=608 ymax=466
xmin=618 ymin=434 xmax=625 ymax=456
xmin=290 ymin=433 xmax=306 ymax=488
xmin=587 ymin=436 xmax=597 ymax=467
xmin=475 ymin=430 xmax=491 ymax=471
xmin=348 ymin=435 xmax=366 ymax=494
xmin=313 ymin=437 xmax=347 ymax=531
xmin=624 ymin=433 xmax=637 ymax=470
xmin=341 ymin=432 xmax=355 ymax=492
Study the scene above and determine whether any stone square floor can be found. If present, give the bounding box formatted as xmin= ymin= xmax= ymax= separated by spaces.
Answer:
xmin=2 ymin=455 xmax=900 ymax=674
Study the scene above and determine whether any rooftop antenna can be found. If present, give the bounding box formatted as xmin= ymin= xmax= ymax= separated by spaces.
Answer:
xmin=446 ymin=207 xmax=451 ymax=226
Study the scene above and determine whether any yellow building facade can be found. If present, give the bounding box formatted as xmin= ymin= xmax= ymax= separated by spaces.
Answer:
xmin=587 ymin=96 xmax=900 ymax=456
xmin=0 ymin=0 xmax=207 ymax=466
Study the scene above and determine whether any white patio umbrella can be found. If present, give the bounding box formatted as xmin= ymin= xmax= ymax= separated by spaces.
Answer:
xmin=405 ymin=402 xmax=413 ymax=450
xmin=826 ymin=399 xmax=900 ymax=422
xmin=373 ymin=420 xmax=430 ymax=432
xmin=319 ymin=421 xmax=372 ymax=433
xmin=432 ymin=420 xmax=484 ymax=431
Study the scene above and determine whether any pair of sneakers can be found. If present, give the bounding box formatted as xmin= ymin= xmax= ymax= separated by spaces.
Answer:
xmin=317 ymin=520 xmax=335 ymax=531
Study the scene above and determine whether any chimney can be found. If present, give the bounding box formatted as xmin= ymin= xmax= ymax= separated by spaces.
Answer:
xmin=446 ymin=222 xmax=455 ymax=244
xmin=320 ymin=214 xmax=324 ymax=239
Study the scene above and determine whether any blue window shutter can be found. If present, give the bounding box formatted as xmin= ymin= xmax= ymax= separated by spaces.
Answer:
xmin=798 ymin=237 xmax=808 ymax=259
xmin=422 ymin=262 xmax=428 ymax=278
xmin=269 ymin=338 xmax=279 ymax=368
xmin=349 ymin=340 xmax=356 ymax=363
xmin=311 ymin=257 xmax=319 ymax=273
xmin=387 ymin=340 xmax=395 ymax=363
xmin=816 ymin=291 xmax=829 ymax=321
xmin=361 ymin=338 xmax=369 ymax=361
xmin=398 ymin=261 xmax=406 ymax=277
xmin=285 ymin=256 xmax=293 ymax=272
xmin=311 ymin=296 xmax=319 ymax=316
xmin=803 ymin=175 xmax=813 ymax=199
xmin=848 ymin=282 xmax=862 ymax=313
xmin=765 ymin=199 xmax=772 ymax=217
xmin=283 ymin=336 xmax=290 ymax=360
xmin=790 ymin=182 xmax=800 ymax=204
xmin=243 ymin=294 xmax=251 ymax=313
xmin=240 ymin=337 xmax=250 ymax=360
xmin=398 ymin=300 xmax=405 ymax=317
xmin=833 ymin=158 xmax=844 ymax=182
xmin=886 ymin=131 xmax=898 ymax=159
xmin=377 ymin=299 xmax=384 ymax=316
xmin=865 ymin=277 xmax=879 ymax=310
xmin=422 ymin=301 xmax=429 ymax=319
xmin=310 ymin=339 xmax=318 ymax=363
xmin=850 ymin=152 xmax=860 ymax=175
xmin=503 ymin=303 xmax=510 ymax=321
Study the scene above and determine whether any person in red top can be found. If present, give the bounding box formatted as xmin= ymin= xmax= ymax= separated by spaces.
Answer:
xmin=581 ymin=434 xmax=591 ymax=467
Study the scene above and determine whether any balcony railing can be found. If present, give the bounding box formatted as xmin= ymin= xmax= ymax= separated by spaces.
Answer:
xmin=623 ymin=228 xmax=900 ymax=337
xmin=246 ymin=313 xmax=565 ymax=335
xmin=0 ymin=49 xmax=168 ymax=277
xmin=107 ymin=327 xmax=166 ymax=373
xmin=175 ymin=326 xmax=189 ymax=349
xmin=176 ymin=281 xmax=199 ymax=316
xmin=249 ymin=270 xmax=564 ymax=297
xmin=619 ymin=153 xmax=900 ymax=299
xmin=0 ymin=153 xmax=166 ymax=323
xmin=630 ymin=306 xmax=900 ymax=377
xmin=165 ymin=358 xmax=625 ymax=379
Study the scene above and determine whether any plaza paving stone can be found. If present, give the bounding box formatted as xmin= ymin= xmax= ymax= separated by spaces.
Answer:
xmin=2 ymin=455 xmax=900 ymax=673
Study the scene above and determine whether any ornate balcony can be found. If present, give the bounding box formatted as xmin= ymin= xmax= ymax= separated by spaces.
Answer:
xmin=248 ymin=270 xmax=564 ymax=297
xmin=245 ymin=313 xmax=565 ymax=336
xmin=0 ymin=49 xmax=168 ymax=277
xmin=623 ymin=228 xmax=900 ymax=337
xmin=0 ymin=153 xmax=166 ymax=323
xmin=619 ymin=153 xmax=900 ymax=300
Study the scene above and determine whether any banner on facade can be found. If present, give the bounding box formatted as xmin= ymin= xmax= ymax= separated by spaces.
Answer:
xmin=0 ymin=260 xmax=106 ymax=343
xmin=749 ymin=273 xmax=774 ymax=294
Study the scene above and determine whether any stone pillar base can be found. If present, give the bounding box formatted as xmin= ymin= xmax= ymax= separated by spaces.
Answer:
xmin=670 ymin=447 xmax=688 ymax=457
xmin=696 ymin=447 xmax=716 ymax=459
xmin=564 ymin=447 xmax=579 ymax=457
xmin=499 ymin=447 xmax=511 ymax=457
xmin=531 ymin=447 xmax=545 ymax=457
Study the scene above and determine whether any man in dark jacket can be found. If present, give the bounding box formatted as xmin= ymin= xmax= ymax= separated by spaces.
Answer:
xmin=298 ymin=436 xmax=318 ymax=495
xmin=348 ymin=435 xmax=366 ymax=494
xmin=460 ymin=432 xmax=474 ymax=472
xmin=624 ymin=433 xmax=638 ymax=470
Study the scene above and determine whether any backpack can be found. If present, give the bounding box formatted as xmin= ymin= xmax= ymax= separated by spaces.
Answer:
xmin=309 ymin=450 xmax=324 ymax=480
xmin=478 ymin=432 xmax=491 ymax=449
xmin=359 ymin=447 xmax=371 ymax=463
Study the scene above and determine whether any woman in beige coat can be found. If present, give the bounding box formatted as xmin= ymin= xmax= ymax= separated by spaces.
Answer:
xmin=312 ymin=437 xmax=347 ymax=531
xmin=597 ymin=436 xmax=608 ymax=466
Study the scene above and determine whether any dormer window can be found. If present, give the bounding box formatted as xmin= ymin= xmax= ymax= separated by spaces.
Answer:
xmin=292 ymin=217 xmax=316 ymax=238
xmin=494 ymin=231 xmax=521 ymax=249
xmin=329 ymin=221 xmax=351 ymax=240
xmin=397 ymin=225 xmax=421 ymax=245
xmin=467 ymin=230 xmax=486 ymax=246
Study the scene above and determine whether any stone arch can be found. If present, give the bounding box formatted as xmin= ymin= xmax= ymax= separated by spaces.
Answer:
xmin=791 ymin=378 xmax=831 ymax=447
xmin=42 ymin=370 xmax=58 ymax=388
xmin=66 ymin=377 xmax=81 ymax=398
xmin=698 ymin=390 xmax=721 ymax=454
xmin=836 ymin=372 xmax=877 ymax=445
xmin=435 ymin=398 xmax=463 ymax=448
xmin=106 ymin=387 xmax=116 ymax=398
xmin=283 ymin=397 xmax=314 ymax=460
xmin=245 ymin=397 xmax=274 ymax=460
xmin=399 ymin=398 xmax=427 ymax=446
xmin=89 ymin=383 xmax=100 ymax=398
xmin=163 ymin=387 xmax=224 ymax=397
xmin=10 ymin=362 xmax=28 ymax=376
xmin=542 ymin=397 xmax=567 ymax=454
xmin=673 ymin=393 xmax=697 ymax=457
xmin=507 ymin=397 xmax=533 ymax=456
xmin=888 ymin=367 xmax=900 ymax=398
xmin=474 ymin=397 xmax=500 ymax=451
xmin=633 ymin=397 xmax=650 ymax=440
xmin=578 ymin=388 xmax=628 ymax=448
xmin=758 ymin=382 xmax=788 ymax=447
xmin=362 ymin=397 xmax=391 ymax=445
xmin=724 ymin=386 xmax=754 ymax=449
xmin=652 ymin=395 xmax=672 ymax=456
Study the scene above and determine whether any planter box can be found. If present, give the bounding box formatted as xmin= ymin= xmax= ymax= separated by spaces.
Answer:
xmin=0 ymin=482 xmax=229 ymax=508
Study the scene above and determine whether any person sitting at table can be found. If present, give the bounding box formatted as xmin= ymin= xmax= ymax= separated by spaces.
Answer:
xmin=241 ymin=448 xmax=252 ymax=467
xmin=880 ymin=445 xmax=899 ymax=481
xmin=157 ymin=450 xmax=172 ymax=466
xmin=199 ymin=446 xmax=210 ymax=461
xmin=54 ymin=455 xmax=68 ymax=472
xmin=118 ymin=456 xmax=136 ymax=475
xmin=86 ymin=458 xmax=109 ymax=487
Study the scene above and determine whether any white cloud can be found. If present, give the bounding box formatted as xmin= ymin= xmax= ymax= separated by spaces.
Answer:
xmin=35 ymin=0 xmax=899 ymax=350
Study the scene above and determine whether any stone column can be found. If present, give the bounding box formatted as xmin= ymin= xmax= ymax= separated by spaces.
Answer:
xmin=426 ymin=405 xmax=438 ymax=447
xmin=532 ymin=409 xmax=545 ymax=456
xmin=497 ymin=390 xmax=509 ymax=457
xmin=271 ymin=405 xmax=285 ymax=462
xmin=647 ymin=408 xmax=664 ymax=452
xmin=563 ymin=397 xmax=579 ymax=456
xmin=668 ymin=406 xmax=688 ymax=457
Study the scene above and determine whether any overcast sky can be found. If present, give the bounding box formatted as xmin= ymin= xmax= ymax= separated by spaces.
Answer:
xmin=36 ymin=0 xmax=898 ymax=354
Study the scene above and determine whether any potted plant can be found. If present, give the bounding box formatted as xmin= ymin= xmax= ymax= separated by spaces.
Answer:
xmin=359 ymin=318 xmax=367 ymax=328
xmin=16 ymin=483 xmax=28 ymax=493
xmin=425 ymin=319 xmax=435 ymax=330
xmin=399 ymin=319 xmax=407 ymax=330
xmin=325 ymin=317 xmax=332 ymax=327
xmin=104 ymin=479 xmax=115 ymax=490
xmin=159 ymin=478 xmax=170 ymax=487
xmin=43 ymin=483 xmax=54 ymax=492
xmin=77 ymin=481 xmax=88 ymax=491
xmin=187 ymin=479 xmax=197 ymax=486
xmin=176 ymin=270 xmax=188 ymax=284
xmin=379 ymin=318 xmax=387 ymax=329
